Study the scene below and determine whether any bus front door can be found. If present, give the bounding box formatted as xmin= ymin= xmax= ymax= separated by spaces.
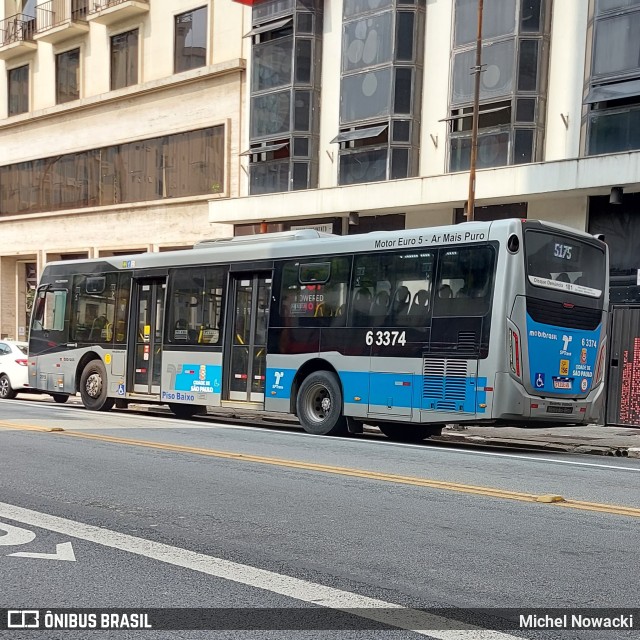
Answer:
xmin=129 ymin=278 xmax=166 ymax=396
xmin=224 ymin=273 xmax=272 ymax=403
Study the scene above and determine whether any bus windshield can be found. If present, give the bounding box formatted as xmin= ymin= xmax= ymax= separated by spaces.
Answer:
xmin=525 ymin=230 xmax=606 ymax=298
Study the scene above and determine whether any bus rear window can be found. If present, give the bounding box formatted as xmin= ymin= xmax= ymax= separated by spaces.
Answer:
xmin=525 ymin=230 xmax=606 ymax=297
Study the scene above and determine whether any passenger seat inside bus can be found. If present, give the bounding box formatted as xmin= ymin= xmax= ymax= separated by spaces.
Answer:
xmin=352 ymin=287 xmax=372 ymax=324
xmin=89 ymin=315 xmax=109 ymax=342
xmin=369 ymin=290 xmax=390 ymax=325
xmin=408 ymin=289 xmax=429 ymax=324
xmin=390 ymin=286 xmax=411 ymax=321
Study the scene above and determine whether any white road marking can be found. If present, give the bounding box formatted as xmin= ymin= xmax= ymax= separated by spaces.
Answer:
xmin=0 ymin=521 xmax=35 ymax=546
xmin=4 ymin=398 xmax=640 ymax=473
xmin=0 ymin=501 xmax=518 ymax=640
xmin=82 ymin=419 xmax=640 ymax=472
xmin=9 ymin=541 xmax=76 ymax=561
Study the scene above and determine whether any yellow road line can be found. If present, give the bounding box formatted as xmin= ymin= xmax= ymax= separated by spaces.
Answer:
xmin=1 ymin=420 xmax=639 ymax=518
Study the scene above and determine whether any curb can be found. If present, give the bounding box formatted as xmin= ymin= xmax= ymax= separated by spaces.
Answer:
xmin=628 ymin=448 xmax=640 ymax=459
xmin=436 ymin=433 xmax=631 ymax=457
xmin=435 ymin=433 xmax=574 ymax=454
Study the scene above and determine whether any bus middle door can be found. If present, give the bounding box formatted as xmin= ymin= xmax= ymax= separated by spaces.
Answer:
xmin=223 ymin=272 xmax=272 ymax=404
xmin=128 ymin=277 xmax=166 ymax=398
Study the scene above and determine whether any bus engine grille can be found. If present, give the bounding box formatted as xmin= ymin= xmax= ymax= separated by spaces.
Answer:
xmin=422 ymin=358 xmax=468 ymax=411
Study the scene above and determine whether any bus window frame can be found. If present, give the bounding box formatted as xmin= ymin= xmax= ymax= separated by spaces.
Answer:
xmin=32 ymin=286 xmax=68 ymax=333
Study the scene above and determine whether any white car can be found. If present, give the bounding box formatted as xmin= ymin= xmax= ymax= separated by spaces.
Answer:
xmin=0 ymin=340 xmax=30 ymax=399
xmin=0 ymin=340 xmax=70 ymax=403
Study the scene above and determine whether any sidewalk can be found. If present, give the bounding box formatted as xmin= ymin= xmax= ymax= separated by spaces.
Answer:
xmin=436 ymin=423 xmax=640 ymax=458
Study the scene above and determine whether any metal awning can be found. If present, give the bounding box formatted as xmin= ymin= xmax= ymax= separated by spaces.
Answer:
xmin=244 ymin=17 xmax=292 ymax=38
xmin=239 ymin=142 xmax=289 ymax=156
xmin=330 ymin=125 xmax=388 ymax=144
xmin=584 ymin=79 xmax=640 ymax=104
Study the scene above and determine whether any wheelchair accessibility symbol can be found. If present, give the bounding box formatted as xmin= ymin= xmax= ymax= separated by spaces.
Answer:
xmin=535 ymin=373 xmax=545 ymax=388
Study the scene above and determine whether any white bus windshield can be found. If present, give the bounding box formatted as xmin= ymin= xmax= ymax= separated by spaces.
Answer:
xmin=525 ymin=230 xmax=606 ymax=299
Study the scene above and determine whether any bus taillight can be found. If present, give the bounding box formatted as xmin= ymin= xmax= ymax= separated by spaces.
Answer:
xmin=594 ymin=344 xmax=606 ymax=386
xmin=509 ymin=328 xmax=521 ymax=377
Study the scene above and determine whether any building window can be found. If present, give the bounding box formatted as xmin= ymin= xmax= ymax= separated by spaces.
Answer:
xmin=56 ymin=48 xmax=80 ymax=104
xmin=448 ymin=0 xmax=550 ymax=171
xmin=8 ymin=65 xmax=29 ymax=116
xmin=111 ymin=29 xmax=138 ymax=90
xmin=585 ymin=0 xmax=640 ymax=155
xmin=0 ymin=126 xmax=225 ymax=215
xmin=174 ymin=6 xmax=207 ymax=73
xmin=335 ymin=0 xmax=426 ymax=186
xmin=246 ymin=0 xmax=323 ymax=195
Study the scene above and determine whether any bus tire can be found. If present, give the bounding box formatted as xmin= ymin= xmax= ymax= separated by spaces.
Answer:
xmin=52 ymin=394 xmax=69 ymax=403
xmin=378 ymin=423 xmax=442 ymax=442
xmin=80 ymin=360 xmax=114 ymax=412
xmin=169 ymin=403 xmax=206 ymax=419
xmin=0 ymin=373 xmax=17 ymax=399
xmin=296 ymin=371 xmax=348 ymax=436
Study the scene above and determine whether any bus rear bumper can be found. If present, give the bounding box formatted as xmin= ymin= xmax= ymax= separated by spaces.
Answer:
xmin=492 ymin=372 xmax=605 ymax=425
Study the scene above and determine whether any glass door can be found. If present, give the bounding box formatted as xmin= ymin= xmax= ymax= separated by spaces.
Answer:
xmin=225 ymin=273 xmax=271 ymax=402
xmin=130 ymin=278 xmax=166 ymax=395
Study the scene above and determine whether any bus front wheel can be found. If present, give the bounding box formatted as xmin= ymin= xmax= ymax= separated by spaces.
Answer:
xmin=80 ymin=360 xmax=114 ymax=412
xmin=296 ymin=371 xmax=347 ymax=436
xmin=378 ymin=424 xmax=442 ymax=442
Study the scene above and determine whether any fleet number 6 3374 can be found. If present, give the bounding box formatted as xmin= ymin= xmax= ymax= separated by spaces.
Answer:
xmin=365 ymin=330 xmax=407 ymax=346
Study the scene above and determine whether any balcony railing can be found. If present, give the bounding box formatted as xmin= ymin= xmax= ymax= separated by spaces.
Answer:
xmin=89 ymin=0 xmax=148 ymax=13
xmin=36 ymin=0 xmax=88 ymax=33
xmin=0 ymin=13 xmax=36 ymax=47
xmin=87 ymin=0 xmax=149 ymax=25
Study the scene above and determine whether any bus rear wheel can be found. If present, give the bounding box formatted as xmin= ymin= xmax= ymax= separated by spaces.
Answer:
xmin=296 ymin=371 xmax=347 ymax=436
xmin=378 ymin=423 xmax=442 ymax=442
xmin=80 ymin=360 xmax=114 ymax=412
xmin=169 ymin=403 xmax=206 ymax=419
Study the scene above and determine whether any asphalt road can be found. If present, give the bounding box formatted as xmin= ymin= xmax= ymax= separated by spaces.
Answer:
xmin=1 ymin=397 xmax=639 ymax=639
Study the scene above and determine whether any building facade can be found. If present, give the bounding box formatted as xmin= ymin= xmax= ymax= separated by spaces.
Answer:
xmin=0 ymin=0 xmax=247 ymax=338
xmin=1 ymin=0 xmax=639 ymax=339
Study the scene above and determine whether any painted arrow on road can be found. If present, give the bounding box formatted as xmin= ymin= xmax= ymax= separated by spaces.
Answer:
xmin=9 ymin=542 xmax=76 ymax=561
xmin=0 ymin=521 xmax=36 ymax=546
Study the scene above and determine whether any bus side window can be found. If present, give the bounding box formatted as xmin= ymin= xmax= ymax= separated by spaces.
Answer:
xmin=70 ymin=274 xmax=117 ymax=344
xmin=167 ymin=266 xmax=225 ymax=346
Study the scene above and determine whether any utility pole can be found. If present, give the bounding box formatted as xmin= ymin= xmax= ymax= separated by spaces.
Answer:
xmin=466 ymin=0 xmax=484 ymax=222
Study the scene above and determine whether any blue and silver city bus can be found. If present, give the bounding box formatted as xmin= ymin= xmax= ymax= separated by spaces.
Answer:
xmin=27 ymin=219 xmax=608 ymax=441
